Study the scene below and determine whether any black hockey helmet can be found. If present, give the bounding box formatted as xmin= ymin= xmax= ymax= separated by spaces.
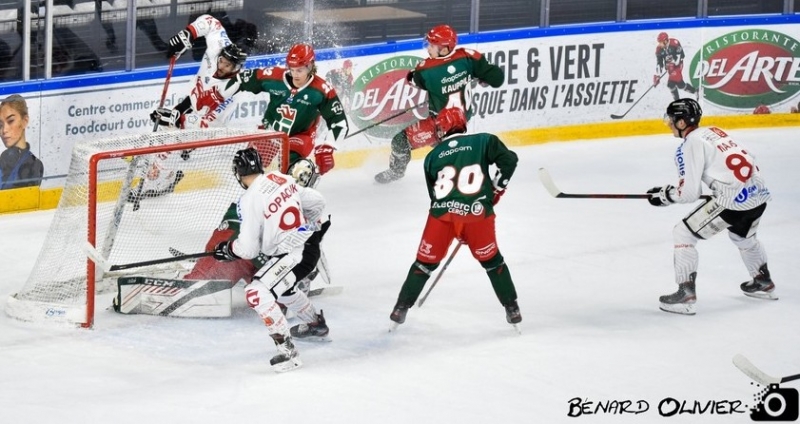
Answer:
xmin=220 ymin=43 xmax=247 ymax=72
xmin=665 ymin=98 xmax=702 ymax=126
xmin=232 ymin=147 xmax=263 ymax=188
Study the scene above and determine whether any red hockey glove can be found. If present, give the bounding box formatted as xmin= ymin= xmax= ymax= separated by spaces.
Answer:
xmin=652 ymin=74 xmax=660 ymax=87
xmin=314 ymin=144 xmax=335 ymax=175
xmin=492 ymin=188 xmax=505 ymax=205
xmin=491 ymin=170 xmax=509 ymax=205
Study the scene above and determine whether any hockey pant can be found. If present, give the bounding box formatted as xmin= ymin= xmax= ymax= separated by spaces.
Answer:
xmin=184 ymin=228 xmax=256 ymax=285
xmin=673 ymin=199 xmax=768 ymax=284
xmin=386 ymin=115 xmax=439 ymax=176
xmin=396 ymin=214 xmax=517 ymax=306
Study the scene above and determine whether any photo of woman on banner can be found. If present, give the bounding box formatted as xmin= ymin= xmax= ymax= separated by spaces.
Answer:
xmin=0 ymin=94 xmax=43 ymax=190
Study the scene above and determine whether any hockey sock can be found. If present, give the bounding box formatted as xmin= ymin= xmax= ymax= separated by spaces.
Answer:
xmin=482 ymin=253 xmax=518 ymax=305
xmin=397 ymin=261 xmax=438 ymax=305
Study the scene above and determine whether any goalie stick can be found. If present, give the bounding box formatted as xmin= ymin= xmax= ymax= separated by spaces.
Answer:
xmin=733 ymin=354 xmax=800 ymax=386
xmin=538 ymin=168 xmax=650 ymax=199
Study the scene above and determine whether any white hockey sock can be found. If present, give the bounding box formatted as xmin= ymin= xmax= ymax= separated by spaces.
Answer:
xmin=673 ymin=223 xmax=700 ymax=284
xmin=729 ymin=232 xmax=768 ymax=277
xmin=278 ymin=291 xmax=318 ymax=324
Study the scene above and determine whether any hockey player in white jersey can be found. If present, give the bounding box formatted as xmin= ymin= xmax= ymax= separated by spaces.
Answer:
xmin=212 ymin=147 xmax=330 ymax=372
xmin=130 ymin=14 xmax=248 ymax=210
xmin=151 ymin=14 xmax=247 ymax=129
xmin=647 ymin=98 xmax=776 ymax=315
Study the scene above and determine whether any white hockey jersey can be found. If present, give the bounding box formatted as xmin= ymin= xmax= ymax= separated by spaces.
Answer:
xmin=181 ymin=14 xmax=241 ymax=129
xmin=670 ymin=126 xmax=771 ymax=210
xmin=231 ymin=172 xmax=326 ymax=260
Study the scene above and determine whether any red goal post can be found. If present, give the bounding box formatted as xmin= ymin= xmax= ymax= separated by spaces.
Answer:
xmin=6 ymin=128 xmax=289 ymax=328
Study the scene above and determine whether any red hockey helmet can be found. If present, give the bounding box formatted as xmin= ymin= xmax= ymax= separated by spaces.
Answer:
xmin=287 ymin=43 xmax=315 ymax=68
xmin=657 ymin=32 xmax=669 ymax=43
xmin=434 ymin=107 xmax=467 ymax=140
xmin=426 ymin=24 xmax=458 ymax=51
xmin=343 ymin=59 xmax=353 ymax=69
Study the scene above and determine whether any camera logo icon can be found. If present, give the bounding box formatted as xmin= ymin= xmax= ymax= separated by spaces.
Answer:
xmin=750 ymin=383 xmax=799 ymax=421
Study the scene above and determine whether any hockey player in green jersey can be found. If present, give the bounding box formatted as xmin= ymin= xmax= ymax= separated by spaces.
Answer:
xmin=236 ymin=43 xmax=349 ymax=183
xmin=374 ymin=24 xmax=504 ymax=184
xmin=388 ymin=108 xmax=522 ymax=331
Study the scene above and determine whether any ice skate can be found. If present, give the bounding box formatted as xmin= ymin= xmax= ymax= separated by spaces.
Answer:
xmin=388 ymin=302 xmax=410 ymax=332
xmin=504 ymin=301 xmax=522 ymax=334
xmin=740 ymin=264 xmax=778 ymax=300
xmin=269 ymin=336 xmax=302 ymax=373
xmin=374 ymin=168 xmax=404 ymax=184
xmin=659 ymin=274 xmax=696 ymax=315
xmin=290 ymin=310 xmax=330 ymax=341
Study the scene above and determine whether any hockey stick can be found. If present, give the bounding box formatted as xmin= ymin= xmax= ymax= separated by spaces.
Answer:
xmin=109 ymin=252 xmax=213 ymax=272
xmin=538 ymin=168 xmax=650 ymax=199
xmin=153 ymin=55 xmax=177 ymax=132
xmin=733 ymin=354 xmax=800 ymax=386
xmin=417 ymin=242 xmax=462 ymax=307
xmin=345 ymin=101 xmax=425 ymax=139
xmin=610 ymin=72 xmax=666 ymax=120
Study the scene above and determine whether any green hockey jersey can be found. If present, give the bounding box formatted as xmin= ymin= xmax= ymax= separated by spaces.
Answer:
xmin=412 ymin=48 xmax=504 ymax=119
xmin=237 ymin=67 xmax=348 ymax=142
xmin=424 ymin=132 xmax=518 ymax=221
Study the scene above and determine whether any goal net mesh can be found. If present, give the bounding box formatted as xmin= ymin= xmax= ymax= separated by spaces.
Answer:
xmin=6 ymin=128 xmax=288 ymax=327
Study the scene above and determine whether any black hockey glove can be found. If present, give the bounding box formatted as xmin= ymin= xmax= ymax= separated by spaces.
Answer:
xmin=150 ymin=108 xmax=182 ymax=128
xmin=213 ymin=241 xmax=240 ymax=262
xmin=406 ymin=70 xmax=415 ymax=83
xmin=492 ymin=170 xmax=509 ymax=205
xmin=167 ymin=29 xmax=193 ymax=58
xmin=647 ymin=185 xmax=675 ymax=207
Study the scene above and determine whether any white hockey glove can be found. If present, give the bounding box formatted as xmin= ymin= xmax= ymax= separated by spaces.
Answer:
xmin=647 ymin=185 xmax=675 ymax=207
xmin=167 ymin=29 xmax=192 ymax=58
xmin=150 ymin=108 xmax=182 ymax=128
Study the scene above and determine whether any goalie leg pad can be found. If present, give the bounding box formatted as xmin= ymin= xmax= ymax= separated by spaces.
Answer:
xmin=114 ymin=277 xmax=232 ymax=317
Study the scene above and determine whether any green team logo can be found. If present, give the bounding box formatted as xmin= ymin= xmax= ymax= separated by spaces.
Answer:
xmin=689 ymin=29 xmax=800 ymax=109
xmin=350 ymin=56 xmax=428 ymax=139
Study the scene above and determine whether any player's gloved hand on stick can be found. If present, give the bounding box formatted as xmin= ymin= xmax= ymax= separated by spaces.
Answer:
xmin=652 ymin=74 xmax=661 ymax=87
xmin=150 ymin=108 xmax=182 ymax=128
xmin=647 ymin=185 xmax=675 ymax=207
xmin=167 ymin=29 xmax=192 ymax=58
xmin=406 ymin=70 xmax=415 ymax=83
xmin=314 ymin=144 xmax=335 ymax=175
xmin=492 ymin=170 xmax=509 ymax=205
xmin=212 ymin=241 xmax=239 ymax=262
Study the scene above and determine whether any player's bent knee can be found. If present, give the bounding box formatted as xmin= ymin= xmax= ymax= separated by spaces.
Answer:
xmin=480 ymin=252 xmax=505 ymax=272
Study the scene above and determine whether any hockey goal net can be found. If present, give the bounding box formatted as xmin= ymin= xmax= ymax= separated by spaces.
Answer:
xmin=5 ymin=128 xmax=289 ymax=328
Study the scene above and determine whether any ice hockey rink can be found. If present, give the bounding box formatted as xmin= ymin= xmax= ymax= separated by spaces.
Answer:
xmin=1 ymin=127 xmax=798 ymax=423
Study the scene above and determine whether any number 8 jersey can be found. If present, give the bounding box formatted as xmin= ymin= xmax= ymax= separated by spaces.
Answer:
xmin=672 ymin=126 xmax=771 ymax=210
xmin=423 ymin=133 xmax=518 ymax=221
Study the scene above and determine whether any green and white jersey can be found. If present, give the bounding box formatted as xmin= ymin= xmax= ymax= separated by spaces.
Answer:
xmin=413 ymin=48 xmax=504 ymax=119
xmin=237 ymin=67 xmax=348 ymax=142
xmin=424 ymin=133 xmax=518 ymax=220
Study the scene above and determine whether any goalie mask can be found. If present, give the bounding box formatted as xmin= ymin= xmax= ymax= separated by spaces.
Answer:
xmin=288 ymin=158 xmax=320 ymax=188
xmin=232 ymin=147 xmax=264 ymax=189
